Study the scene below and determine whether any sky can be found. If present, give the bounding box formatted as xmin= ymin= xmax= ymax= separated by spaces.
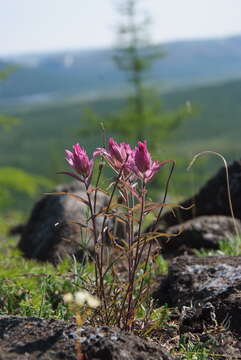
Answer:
xmin=1 ymin=0 xmax=241 ymax=56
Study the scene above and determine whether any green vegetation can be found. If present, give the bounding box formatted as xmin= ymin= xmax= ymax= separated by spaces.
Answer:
xmin=0 ymin=67 xmax=20 ymax=130
xmin=81 ymin=0 xmax=190 ymax=151
xmin=0 ymin=167 xmax=54 ymax=212
xmin=0 ymin=68 xmax=53 ymax=213
xmin=1 ymin=77 xmax=241 ymax=214
xmin=0 ymin=213 xmax=168 ymax=323
xmin=0 ymin=231 xmax=90 ymax=319
xmin=111 ymin=0 xmax=164 ymax=141
xmin=195 ymin=234 xmax=241 ymax=257
xmin=178 ymin=336 xmax=219 ymax=360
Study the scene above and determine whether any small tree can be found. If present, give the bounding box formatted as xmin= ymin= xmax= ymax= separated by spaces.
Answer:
xmin=79 ymin=0 xmax=190 ymax=158
xmin=112 ymin=0 xmax=163 ymax=141
xmin=108 ymin=0 xmax=190 ymax=149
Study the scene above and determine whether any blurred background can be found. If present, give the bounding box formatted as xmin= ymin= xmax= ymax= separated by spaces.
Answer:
xmin=1 ymin=0 xmax=241 ymax=218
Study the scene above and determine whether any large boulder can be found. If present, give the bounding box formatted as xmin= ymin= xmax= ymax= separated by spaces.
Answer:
xmin=0 ymin=316 xmax=176 ymax=360
xmin=153 ymin=159 xmax=241 ymax=229
xmin=17 ymin=182 xmax=116 ymax=264
xmin=159 ymin=215 xmax=241 ymax=257
xmin=153 ymin=255 xmax=241 ymax=335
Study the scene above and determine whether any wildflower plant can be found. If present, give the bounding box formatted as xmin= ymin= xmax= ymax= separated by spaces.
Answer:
xmin=58 ymin=137 xmax=186 ymax=331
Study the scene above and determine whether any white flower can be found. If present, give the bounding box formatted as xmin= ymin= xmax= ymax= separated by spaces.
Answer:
xmin=63 ymin=293 xmax=74 ymax=303
xmin=74 ymin=291 xmax=88 ymax=306
xmin=75 ymin=290 xmax=100 ymax=308
xmin=86 ymin=295 xmax=100 ymax=308
xmin=64 ymin=290 xmax=100 ymax=308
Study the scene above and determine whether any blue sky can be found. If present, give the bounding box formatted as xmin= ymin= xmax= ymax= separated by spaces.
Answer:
xmin=1 ymin=0 xmax=241 ymax=56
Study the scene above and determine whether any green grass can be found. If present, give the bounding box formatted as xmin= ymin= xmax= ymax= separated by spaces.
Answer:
xmin=0 ymin=216 xmax=96 ymax=319
xmin=195 ymin=234 xmax=241 ymax=257
xmin=177 ymin=336 xmax=221 ymax=360
xmin=0 ymin=243 xmax=87 ymax=319
xmin=0 ymin=211 xmax=170 ymax=324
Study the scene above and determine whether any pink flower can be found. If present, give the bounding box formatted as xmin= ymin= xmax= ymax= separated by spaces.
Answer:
xmin=134 ymin=141 xmax=152 ymax=172
xmin=94 ymin=138 xmax=133 ymax=175
xmin=64 ymin=143 xmax=93 ymax=181
xmin=130 ymin=141 xmax=164 ymax=183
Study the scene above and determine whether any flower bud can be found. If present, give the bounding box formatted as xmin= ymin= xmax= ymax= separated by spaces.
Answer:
xmin=134 ymin=141 xmax=151 ymax=172
xmin=65 ymin=143 xmax=93 ymax=180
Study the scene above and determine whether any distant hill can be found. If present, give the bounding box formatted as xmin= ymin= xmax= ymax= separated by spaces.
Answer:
xmin=164 ymin=78 xmax=241 ymax=144
xmin=1 ymin=35 xmax=241 ymax=103
xmin=1 ymin=77 xmax=241 ymax=198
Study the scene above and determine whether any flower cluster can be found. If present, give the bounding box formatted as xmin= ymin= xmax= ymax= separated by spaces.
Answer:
xmin=94 ymin=138 xmax=132 ymax=175
xmin=63 ymin=290 xmax=100 ymax=308
xmin=64 ymin=138 xmax=165 ymax=184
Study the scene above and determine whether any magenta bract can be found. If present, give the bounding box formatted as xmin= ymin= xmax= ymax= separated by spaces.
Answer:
xmin=94 ymin=138 xmax=133 ymax=175
xmin=134 ymin=141 xmax=152 ymax=172
xmin=65 ymin=143 xmax=93 ymax=181
xmin=129 ymin=140 xmax=164 ymax=183
xmin=64 ymin=138 xmax=165 ymax=185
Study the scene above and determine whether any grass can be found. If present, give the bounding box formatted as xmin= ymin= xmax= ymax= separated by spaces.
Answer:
xmin=0 ymin=225 xmax=167 ymax=325
xmin=195 ymin=234 xmax=241 ymax=257
xmin=0 ymin=241 xmax=84 ymax=319
xmin=0 ymin=210 xmax=236 ymax=359
xmin=0 ymin=214 xmax=96 ymax=319
xmin=177 ymin=336 xmax=221 ymax=360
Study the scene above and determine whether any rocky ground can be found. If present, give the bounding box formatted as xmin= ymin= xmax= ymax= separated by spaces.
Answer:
xmin=0 ymin=316 xmax=175 ymax=360
xmin=4 ymin=159 xmax=241 ymax=359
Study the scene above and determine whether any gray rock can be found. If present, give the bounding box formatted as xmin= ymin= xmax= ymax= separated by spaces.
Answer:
xmin=159 ymin=215 xmax=241 ymax=257
xmin=153 ymin=255 xmax=241 ymax=335
xmin=148 ymin=159 xmax=241 ymax=230
xmin=18 ymin=182 xmax=112 ymax=264
xmin=0 ymin=316 xmax=176 ymax=360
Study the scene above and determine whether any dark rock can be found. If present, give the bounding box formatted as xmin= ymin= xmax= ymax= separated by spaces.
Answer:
xmin=0 ymin=316 xmax=176 ymax=360
xmin=153 ymin=255 xmax=241 ymax=335
xmin=17 ymin=182 xmax=112 ymax=264
xmin=153 ymin=159 xmax=241 ymax=229
xmin=8 ymin=224 xmax=26 ymax=236
xmin=79 ymin=326 xmax=176 ymax=360
xmin=210 ymin=333 xmax=241 ymax=360
xmin=179 ymin=301 xmax=217 ymax=334
xmin=159 ymin=216 xmax=241 ymax=257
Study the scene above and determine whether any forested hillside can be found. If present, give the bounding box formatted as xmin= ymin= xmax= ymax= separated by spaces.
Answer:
xmin=1 ymin=35 xmax=241 ymax=102
xmin=1 ymin=78 xmax=240 ymax=191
